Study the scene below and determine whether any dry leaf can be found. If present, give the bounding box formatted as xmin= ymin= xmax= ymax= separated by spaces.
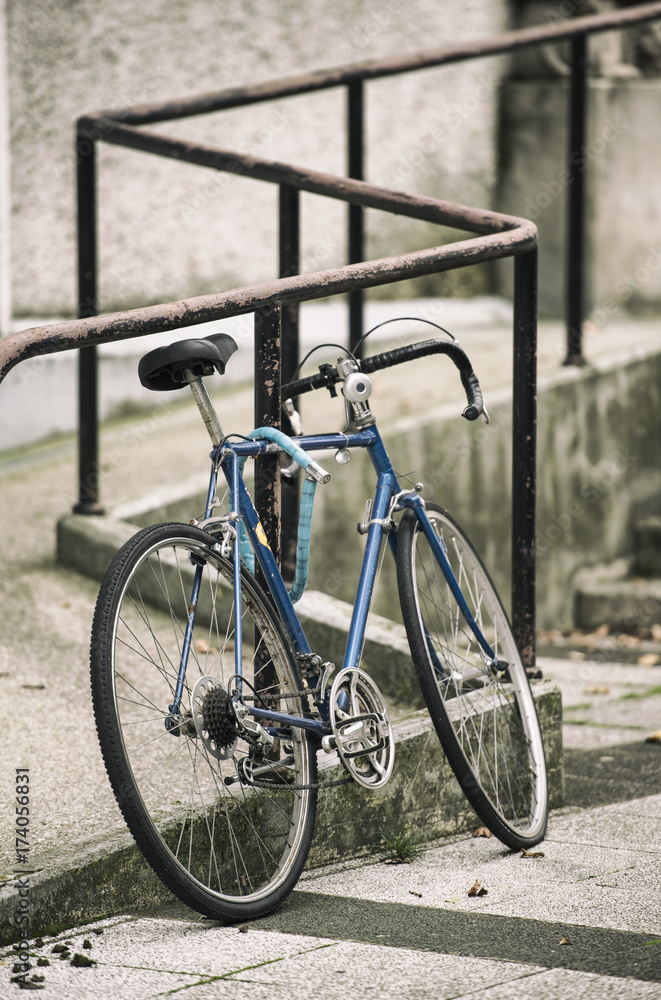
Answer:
xmin=651 ymin=624 xmax=661 ymax=642
xmin=520 ymin=849 xmax=545 ymax=859
xmin=238 ymin=925 xmax=249 ymax=934
xmin=583 ymin=684 xmax=609 ymax=695
xmin=195 ymin=638 xmax=210 ymax=653
xmin=559 ymin=936 xmax=571 ymax=946
xmin=568 ymin=650 xmax=585 ymax=661
xmin=638 ymin=653 xmax=660 ymax=666
xmin=467 ymin=880 xmax=488 ymax=897
xmin=409 ymin=890 xmax=422 ymax=898
xmin=646 ymin=731 xmax=661 ymax=744
xmin=473 ymin=827 xmax=492 ymax=838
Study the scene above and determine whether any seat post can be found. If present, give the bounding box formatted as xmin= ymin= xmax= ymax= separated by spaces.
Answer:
xmin=184 ymin=370 xmax=224 ymax=448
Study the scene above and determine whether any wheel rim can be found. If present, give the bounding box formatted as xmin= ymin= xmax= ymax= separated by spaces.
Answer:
xmin=107 ymin=535 xmax=313 ymax=906
xmin=411 ymin=511 xmax=547 ymax=839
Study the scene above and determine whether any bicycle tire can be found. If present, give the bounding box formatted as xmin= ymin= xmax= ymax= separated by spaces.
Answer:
xmin=91 ymin=521 xmax=317 ymax=921
xmin=396 ymin=503 xmax=548 ymax=849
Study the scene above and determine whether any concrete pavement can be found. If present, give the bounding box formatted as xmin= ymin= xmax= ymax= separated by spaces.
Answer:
xmin=2 ymin=779 xmax=661 ymax=997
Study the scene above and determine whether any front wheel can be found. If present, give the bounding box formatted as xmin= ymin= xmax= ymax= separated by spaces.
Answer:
xmin=397 ymin=503 xmax=548 ymax=849
xmin=91 ymin=522 xmax=317 ymax=922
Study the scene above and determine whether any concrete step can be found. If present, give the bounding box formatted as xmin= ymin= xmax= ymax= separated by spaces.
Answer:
xmin=633 ymin=516 xmax=661 ymax=576
xmin=0 ymin=682 xmax=561 ymax=944
xmin=574 ymin=558 xmax=661 ymax=633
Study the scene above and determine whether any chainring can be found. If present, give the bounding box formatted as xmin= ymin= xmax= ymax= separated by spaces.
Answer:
xmin=329 ymin=667 xmax=394 ymax=789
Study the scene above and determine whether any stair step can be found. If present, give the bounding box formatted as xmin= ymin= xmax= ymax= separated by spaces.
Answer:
xmin=574 ymin=558 xmax=661 ymax=632
xmin=634 ymin=516 xmax=661 ymax=576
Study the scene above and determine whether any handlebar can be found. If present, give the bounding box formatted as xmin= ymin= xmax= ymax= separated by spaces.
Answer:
xmin=282 ymin=338 xmax=485 ymax=421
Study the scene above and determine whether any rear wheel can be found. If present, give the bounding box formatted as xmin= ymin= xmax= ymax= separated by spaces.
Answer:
xmin=397 ymin=503 xmax=548 ymax=849
xmin=91 ymin=522 xmax=317 ymax=921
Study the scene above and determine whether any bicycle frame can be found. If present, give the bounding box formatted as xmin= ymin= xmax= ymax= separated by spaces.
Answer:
xmin=170 ymin=422 xmax=499 ymax=741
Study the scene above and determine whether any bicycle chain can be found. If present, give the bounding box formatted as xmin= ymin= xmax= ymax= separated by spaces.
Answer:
xmin=231 ymin=682 xmax=353 ymax=789
xmin=240 ymin=688 xmax=353 ymax=790
xmin=248 ymin=775 xmax=352 ymax=791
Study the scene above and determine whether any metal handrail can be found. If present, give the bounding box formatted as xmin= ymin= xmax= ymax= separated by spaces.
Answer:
xmin=4 ymin=2 xmax=659 ymax=667
xmin=0 ymin=186 xmax=538 ymax=664
xmin=76 ymin=1 xmax=661 ymax=363
xmin=81 ymin=2 xmax=661 ymax=125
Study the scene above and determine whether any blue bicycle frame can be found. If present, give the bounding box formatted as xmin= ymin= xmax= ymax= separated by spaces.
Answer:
xmin=170 ymin=423 xmax=498 ymax=741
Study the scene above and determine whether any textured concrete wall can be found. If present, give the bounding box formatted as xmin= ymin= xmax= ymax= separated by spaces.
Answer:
xmin=306 ymin=342 xmax=661 ymax=631
xmin=4 ymin=0 xmax=507 ymax=319
xmin=497 ymin=78 xmax=661 ymax=317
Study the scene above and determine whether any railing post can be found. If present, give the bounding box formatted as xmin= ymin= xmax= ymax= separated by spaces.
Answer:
xmin=512 ymin=248 xmax=538 ymax=669
xmin=254 ymin=303 xmax=282 ymax=566
xmin=564 ymin=33 xmax=588 ymax=367
xmin=75 ymin=133 xmax=103 ymax=514
xmin=347 ymin=79 xmax=365 ymax=355
xmin=279 ymin=184 xmax=300 ymax=582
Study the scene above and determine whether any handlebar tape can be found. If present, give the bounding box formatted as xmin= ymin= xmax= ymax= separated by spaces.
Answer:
xmin=282 ymin=339 xmax=484 ymax=421
xmin=361 ymin=340 xmax=483 ymax=420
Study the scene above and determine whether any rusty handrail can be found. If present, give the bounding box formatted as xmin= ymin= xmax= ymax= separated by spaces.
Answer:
xmin=81 ymin=2 xmax=661 ymax=126
xmin=8 ymin=1 xmax=658 ymax=666
xmin=0 ymin=199 xmax=535 ymax=381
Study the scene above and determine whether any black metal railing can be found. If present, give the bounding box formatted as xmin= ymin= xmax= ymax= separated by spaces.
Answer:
xmin=0 ymin=188 xmax=538 ymax=663
xmin=1 ymin=2 xmax=659 ymax=668
xmin=69 ymin=2 xmax=661 ymax=520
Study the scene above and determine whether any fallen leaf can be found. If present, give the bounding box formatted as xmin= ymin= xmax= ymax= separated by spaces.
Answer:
xmin=520 ymin=849 xmax=545 ymax=859
xmin=238 ymin=924 xmax=249 ymax=934
xmin=195 ymin=638 xmax=210 ymax=653
xmin=651 ymin=624 xmax=661 ymax=642
xmin=583 ymin=684 xmax=609 ymax=695
xmin=638 ymin=653 xmax=660 ymax=666
xmin=473 ymin=827 xmax=492 ymax=838
xmin=559 ymin=936 xmax=571 ymax=946
xmin=409 ymin=890 xmax=422 ymax=898
xmin=646 ymin=731 xmax=661 ymax=744
xmin=467 ymin=879 xmax=488 ymax=897
xmin=568 ymin=650 xmax=585 ymax=661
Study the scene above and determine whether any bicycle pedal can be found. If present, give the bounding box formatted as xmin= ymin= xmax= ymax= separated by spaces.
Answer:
xmin=334 ymin=713 xmax=390 ymax=758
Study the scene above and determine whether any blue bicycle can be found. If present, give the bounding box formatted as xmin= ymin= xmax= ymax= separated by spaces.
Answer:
xmin=90 ymin=322 xmax=548 ymax=922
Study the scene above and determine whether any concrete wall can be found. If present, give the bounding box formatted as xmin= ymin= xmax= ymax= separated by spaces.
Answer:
xmin=305 ymin=341 xmax=661 ymax=631
xmin=497 ymin=78 xmax=661 ymax=318
xmin=2 ymin=0 xmax=508 ymax=324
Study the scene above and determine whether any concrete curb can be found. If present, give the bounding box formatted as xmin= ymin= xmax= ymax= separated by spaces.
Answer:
xmin=0 ymin=684 xmax=561 ymax=945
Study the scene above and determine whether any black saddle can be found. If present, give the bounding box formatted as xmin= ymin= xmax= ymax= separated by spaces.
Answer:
xmin=138 ymin=332 xmax=238 ymax=391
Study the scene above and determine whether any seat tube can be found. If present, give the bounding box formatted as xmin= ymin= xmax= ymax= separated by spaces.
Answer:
xmin=229 ymin=451 xmax=244 ymax=687
xmin=343 ymin=473 xmax=396 ymax=671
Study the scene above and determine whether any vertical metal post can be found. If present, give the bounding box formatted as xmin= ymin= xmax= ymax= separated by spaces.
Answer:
xmin=279 ymin=184 xmax=300 ymax=583
xmin=75 ymin=133 xmax=103 ymax=514
xmin=512 ymin=249 xmax=538 ymax=669
xmin=254 ymin=304 xmax=282 ymax=565
xmin=564 ymin=33 xmax=587 ymax=367
xmin=347 ymin=80 xmax=365 ymax=355
xmin=279 ymin=185 xmax=300 ymax=383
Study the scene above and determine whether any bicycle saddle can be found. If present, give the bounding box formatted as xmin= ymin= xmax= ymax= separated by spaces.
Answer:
xmin=138 ymin=332 xmax=238 ymax=391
